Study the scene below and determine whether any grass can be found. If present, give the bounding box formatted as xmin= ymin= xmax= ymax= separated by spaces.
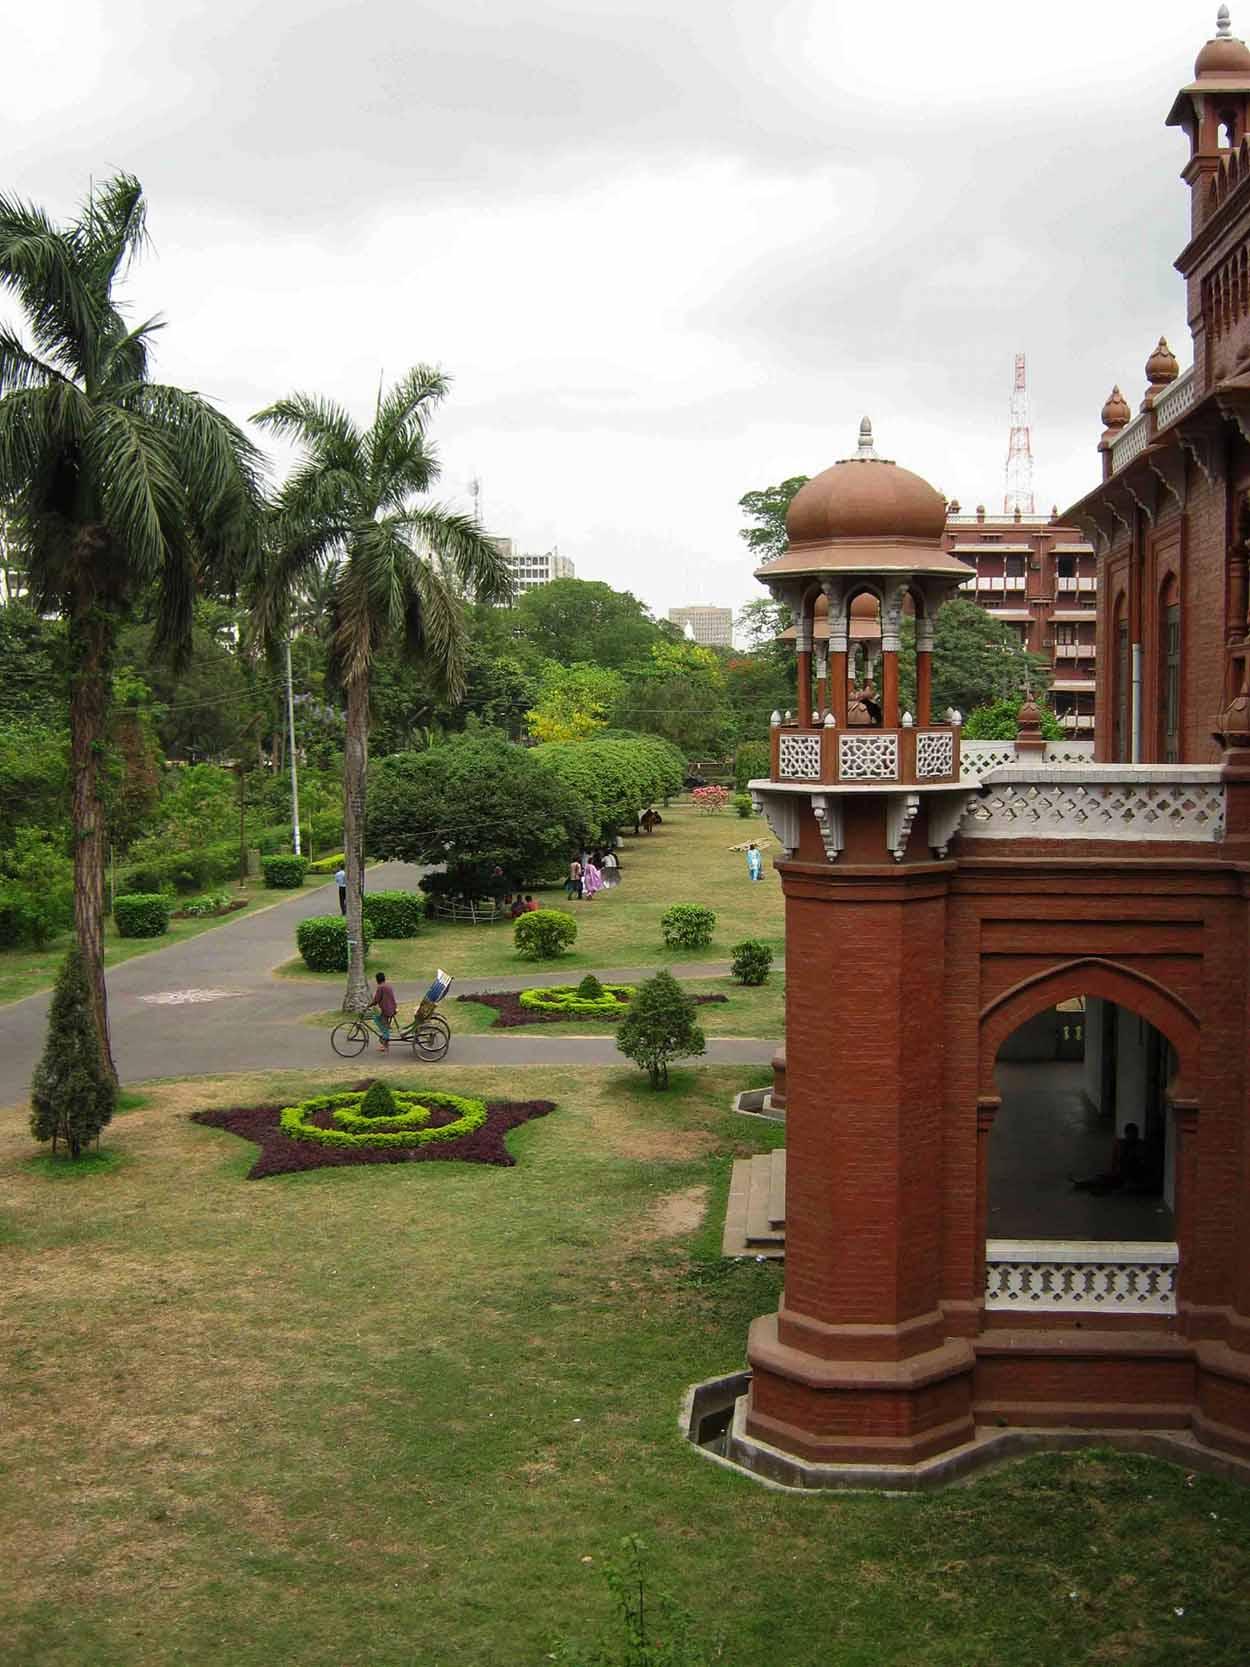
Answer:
xmin=276 ymin=801 xmax=785 ymax=987
xmin=4 ymin=1062 xmax=1250 ymax=1666
xmin=0 ymin=880 xmax=274 ymax=1007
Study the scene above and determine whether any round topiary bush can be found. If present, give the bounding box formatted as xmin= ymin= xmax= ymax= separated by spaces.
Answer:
xmin=361 ymin=890 xmax=424 ymax=938
xmin=262 ymin=854 xmax=309 ymax=889
xmin=730 ymin=939 xmax=773 ymax=985
xmin=518 ymin=982 xmax=635 ymax=1018
xmin=732 ymin=793 xmax=754 ymax=819
xmin=279 ymin=1088 xmax=488 ymax=1149
xmin=514 ymin=908 xmax=578 ymax=960
xmin=358 ymin=1080 xmax=399 ymax=1119
xmin=660 ymin=903 xmax=716 ymax=951
xmin=296 ymin=915 xmax=373 ymax=972
xmin=113 ymin=893 xmax=171 ymax=939
xmin=577 ymin=973 xmax=605 ymax=999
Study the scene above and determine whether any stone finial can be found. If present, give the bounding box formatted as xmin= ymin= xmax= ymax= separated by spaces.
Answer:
xmin=854 ymin=417 xmax=879 ymax=461
xmin=976 ymin=504 xmax=986 ymax=522
xmin=770 ymin=709 xmax=782 ymax=726
xmin=823 ymin=710 xmax=837 ymax=727
xmin=1219 ymin=5 xmax=1233 ymax=39
xmin=1101 ymin=385 xmax=1131 ymax=430
xmin=1145 ymin=336 xmax=1180 ymax=388
xmin=1014 ymin=694 xmax=1047 ymax=754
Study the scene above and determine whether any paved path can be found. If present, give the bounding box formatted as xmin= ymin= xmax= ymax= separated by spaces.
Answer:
xmin=0 ymin=868 xmax=777 ymax=1103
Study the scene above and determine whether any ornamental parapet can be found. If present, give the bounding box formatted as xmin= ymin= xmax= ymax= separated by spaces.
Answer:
xmin=770 ymin=720 xmax=961 ymax=787
xmin=986 ymin=1239 xmax=1178 ymax=1315
xmin=961 ymin=764 xmax=1226 ymax=844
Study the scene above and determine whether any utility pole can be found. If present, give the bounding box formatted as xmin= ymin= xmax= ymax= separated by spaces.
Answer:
xmin=285 ymin=638 xmax=301 ymax=855
xmin=1003 ymin=352 xmax=1036 ymax=517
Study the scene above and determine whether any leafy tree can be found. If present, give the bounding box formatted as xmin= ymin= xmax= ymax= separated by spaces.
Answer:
xmin=737 ymin=476 xmax=808 ymax=564
xmin=0 ymin=718 xmax=68 ymax=848
xmin=513 ymin=578 xmax=665 ymax=670
xmin=0 ymin=603 xmax=64 ymax=722
xmin=527 ymin=661 xmax=626 ymax=743
xmin=0 ymin=175 xmax=262 ymax=1077
xmin=530 ymin=737 xmax=679 ymax=841
xmin=616 ymin=639 xmax=733 ymax=758
xmin=734 ymin=595 xmax=792 ymax=650
xmin=962 ymin=697 xmax=1065 ymax=740
xmin=616 ymin=970 xmax=706 ymax=1089
xmin=0 ymin=826 xmax=74 ymax=948
xmin=252 ymin=367 xmax=511 ymax=1011
xmin=29 ymin=945 xmax=116 ymax=1157
xmin=723 ymin=653 xmax=791 ymax=745
xmin=368 ymin=732 xmax=590 ymax=898
xmin=897 ymin=598 xmax=1050 ymax=718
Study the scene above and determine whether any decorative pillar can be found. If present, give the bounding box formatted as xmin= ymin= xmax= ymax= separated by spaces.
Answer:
xmin=880 ymin=586 xmax=904 ymax=728
xmin=825 ymin=582 xmax=849 ymax=729
xmin=1229 ymin=533 xmax=1249 ymax=646
xmin=915 ymin=617 xmax=934 ymax=727
xmin=795 ymin=603 xmax=813 ymax=729
xmin=814 ymin=642 xmax=829 ymax=714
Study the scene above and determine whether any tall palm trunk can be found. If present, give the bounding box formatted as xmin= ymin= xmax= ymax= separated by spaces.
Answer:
xmin=341 ymin=674 xmax=370 ymax=1013
xmin=67 ymin=565 xmax=119 ymax=1083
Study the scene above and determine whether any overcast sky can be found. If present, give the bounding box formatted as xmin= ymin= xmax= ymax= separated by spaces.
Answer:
xmin=1 ymin=0 xmax=1221 ymax=632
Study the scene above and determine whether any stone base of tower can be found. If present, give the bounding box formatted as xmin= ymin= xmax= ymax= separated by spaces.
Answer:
xmin=742 ymin=1312 xmax=976 ymax=1467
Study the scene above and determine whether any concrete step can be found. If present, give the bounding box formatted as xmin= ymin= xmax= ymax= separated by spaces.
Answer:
xmin=722 ymin=1156 xmax=785 ymax=1259
xmin=746 ymin=1152 xmax=785 ymax=1247
xmin=768 ymin=1147 xmax=786 ymax=1229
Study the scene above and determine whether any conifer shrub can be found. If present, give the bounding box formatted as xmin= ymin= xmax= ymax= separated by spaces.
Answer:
xmin=29 ymin=947 xmax=117 ymax=1159
xmin=730 ymin=940 xmax=773 ymax=985
xmin=358 ymin=1080 xmax=398 ymax=1119
xmin=296 ymin=915 xmax=372 ymax=972
xmin=660 ymin=903 xmax=716 ymax=951
xmin=262 ymin=854 xmax=309 ymax=889
xmin=577 ymin=973 xmax=605 ymax=1000
xmin=615 ymin=969 xmax=706 ymax=1089
xmin=361 ymin=890 xmax=424 ymax=938
xmin=514 ymin=908 xmax=578 ymax=959
xmin=113 ymin=892 xmax=171 ymax=938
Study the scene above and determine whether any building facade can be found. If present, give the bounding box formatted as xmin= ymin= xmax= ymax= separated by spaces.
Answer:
xmin=942 ymin=512 xmax=1098 ymax=733
xmin=668 ymin=605 xmax=734 ymax=647
xmin=492 ymin=540 xmax=575 ymax=603
xmin=693 ymin=14 xmax=1250 ymax=1491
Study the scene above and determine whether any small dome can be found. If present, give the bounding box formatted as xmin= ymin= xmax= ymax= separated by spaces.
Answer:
xmin=785 ymin=418 xmax=947 ymax=545
xmin=1101 ymin=385 xmax=1131 ymax=428
xmin=1196 ymin=7 xmax=1250 ymax=75
xmin=1145 ymin=337 xmax=1180 ymax=386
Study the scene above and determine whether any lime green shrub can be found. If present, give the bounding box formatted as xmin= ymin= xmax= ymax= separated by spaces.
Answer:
xmin=113 ymin=893 xmax=170 ymax=938
xmin=518 ymin=981 xmax=634 ymax=1018
xmin=616 ymin=970 xmax=705 ymax=1089
xmin=514 ymin=908 xmax=577 ymax=959
xmin=279 ymin=1088 xmax=487 ymax=1148
xmin=296 ymin=915 xmax=372 ymax=972
xmin=660 ymin=903 xmax=716 ymax=951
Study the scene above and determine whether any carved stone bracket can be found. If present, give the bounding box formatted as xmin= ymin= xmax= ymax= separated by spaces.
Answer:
xmin=1103 ymin=481 xmax=1137 ymax=535
xmin=1217 ymin=388 xmax=1250 ymax=448
xmin=750 ymin=789 xmax=802 ymax=859
xmin=1177 ymin=407 xmax=1226 ymax=486
xmin=1147 ymin=440 xmax=1187 ymax=510
xmin=1122 ymin=461 xmax=1159 ymax=523
xmin=928 ymin=789 xmax=980 ymax=859
xmin=1073 ymin=507 xmax=1114 ymax=554
xmin=810 ymin=793 xmax=845 ymax=863
xmin=885 ymin=792 xmax=921 ymax=862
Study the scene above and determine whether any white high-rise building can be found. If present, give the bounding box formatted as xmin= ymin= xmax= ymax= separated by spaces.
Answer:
xmin=492 ymin=541 xmax=575 ymax=603
xmin=668 ymin=605 xmax=733 ymax=648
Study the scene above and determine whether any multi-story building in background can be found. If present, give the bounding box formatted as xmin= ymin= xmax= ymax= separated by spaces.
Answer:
xmin=490 ymin=540 xmax=575 ymax=604
xmin=668 ymin=605 xmax=734 ymax=647
xmin=941 ymin=508 xmax=1098 ymax=732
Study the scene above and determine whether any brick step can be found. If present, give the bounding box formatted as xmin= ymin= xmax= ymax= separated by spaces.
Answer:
xmin=768 ymin=1147 xmax=786 ymax=1229
xmin=722 ymin=1155 xmax=785 ymax=1259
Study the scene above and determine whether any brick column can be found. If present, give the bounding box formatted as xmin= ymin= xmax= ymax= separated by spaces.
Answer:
xmin=744 ymin=849 xmax=975 ymax=1468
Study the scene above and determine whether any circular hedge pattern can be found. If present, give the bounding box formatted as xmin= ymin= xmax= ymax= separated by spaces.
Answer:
xmin=518 ymin=983 xmax=635 ymax=1018
xmin=279 ymin=1088 xmax=487 ymax=1149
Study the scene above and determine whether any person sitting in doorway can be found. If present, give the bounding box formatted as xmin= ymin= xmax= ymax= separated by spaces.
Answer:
xmin=1071 ymin=1122 xmax=1147 ymax=1195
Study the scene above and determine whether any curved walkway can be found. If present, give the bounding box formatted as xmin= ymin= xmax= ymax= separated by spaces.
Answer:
xmin=0 ymin=865 xmax=778 ymax=1103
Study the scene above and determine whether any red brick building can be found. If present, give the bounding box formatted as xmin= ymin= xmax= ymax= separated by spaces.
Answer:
xmin=697 ymin=14 xmax=1250 ymax=1489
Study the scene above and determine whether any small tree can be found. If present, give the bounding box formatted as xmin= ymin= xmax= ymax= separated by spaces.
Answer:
xmin=515 ymin=909 xmax=578 ymax=959
xmin=30 ymin=946 xmax=116 ymax=1158
xmin=730 ymin=940 xmax=773 ymax=985
xmin=962 ymin=697 xmax=1065 ymax=741
xmin=616 ymin=971 xmax=705 ymax=1089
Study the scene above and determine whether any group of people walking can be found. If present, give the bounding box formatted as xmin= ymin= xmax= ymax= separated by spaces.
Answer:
xmin=566 ymin=847 xmax=620 ymax=902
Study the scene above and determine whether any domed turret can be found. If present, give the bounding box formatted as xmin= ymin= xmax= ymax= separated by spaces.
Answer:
xmin=1196 ymin=6 xmax=1250 ymax=76
xmin=784 ymin=417 xmax=948 ymax=548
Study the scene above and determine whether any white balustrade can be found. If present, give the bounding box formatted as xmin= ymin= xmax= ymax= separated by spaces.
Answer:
xmin=986 ymin=1239 xmax=1177 ymax=1315
xmin=1154 ymin=365 xmax=1196 ymax=430
xmin=778 ymin=731 xmax=822 ymax=780
xmin=839 ymin=731 xmax=899 ymax=780
xmin=962 ymin=766 xmax=1225 ymax=842
xmin=1111 ymin=414 xmax=1151 ymax=471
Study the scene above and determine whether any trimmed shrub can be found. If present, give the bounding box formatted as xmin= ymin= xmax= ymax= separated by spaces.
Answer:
xmin=518 ymin=982 xmax=634 ymax=1018
xmin=734 ymin=741 xmax=771 ymax=792
xmin=306 ymin=852 xmax=345 ymax=875
xmin=296 ymin=915 xmax=373 ymax=972
xmin=732 ymin=792 xmax=754 ymax=819
xmin=262 ymin=854 xmax=308 ymax=889
xmin=616 ymin=970 xmax=706 ymax=1089
xmin=362 ymin=890 xmax=424 ymax=938
xmin=660 ymin=903 xmax=716 ymax=951
xmin=577 ymin=973 xmax=605 ymax=1000
xmin=279 ymin=1088 xmax=488 ymax=1149
xmin=29 ymin=946 xmax=116 ymax=1158
xmin=730 ymin=939 xmax=773 ymax=986
xmin=359 ymin=1081 xmax=398 ymax=1120
xmin=113 ymin=893 xmax=170 ymax=939
xmin=514 ymin=908 xmax=578 ymax=960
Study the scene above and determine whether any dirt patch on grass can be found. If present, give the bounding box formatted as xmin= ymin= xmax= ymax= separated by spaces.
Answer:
xmin=595 ymin=1117 xmax=718 ymax=1161
xmin=647 ymin=1185 xmax=709 ymax=1239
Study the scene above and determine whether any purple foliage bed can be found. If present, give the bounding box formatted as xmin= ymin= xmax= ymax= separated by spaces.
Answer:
xmin=191 ymin=1080 xmax=555 ymax=1179
xmin=457 ymin=990 xmax=729 ymax=1029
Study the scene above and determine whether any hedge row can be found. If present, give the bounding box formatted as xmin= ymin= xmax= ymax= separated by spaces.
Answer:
xmin=362 ymin=891 xmax=424 ymax=938
xmin=113 ymin=893 xmax=171 ymax=938
xmin=279 ymin=1089 xmax=487 ymax=1149
xmin=118 ymin=810 xmax=343 ymax=897
xmin=296 ymin=916 xmax=372 ymax=971
xmin=262 ymin=854 xmax=308 ymax=889
xmin=518 ymin=982 xmax=634 ymax=1018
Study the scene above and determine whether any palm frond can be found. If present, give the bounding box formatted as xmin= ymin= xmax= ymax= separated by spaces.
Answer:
xmin=0 ymin=328 xmax=72 ymax=395
xmin=409 ymin=556 xmax=467 ymax=700
xmin=366 ymin=363 xmax=447 ymax=500
xmin=83 ymin=402 xmax=187 ymax=578
xmin=83 ymin=174 xmax=148 ymax=289
xmin=253 ymin=393 xmax=363 ymax=473
xmin=100 ymin=313 xmax=164 ymax=387
xmin=0 ymin=195 xmax=102 ymax=378
xmin=399 ymin=502 xmax=513 ymax=605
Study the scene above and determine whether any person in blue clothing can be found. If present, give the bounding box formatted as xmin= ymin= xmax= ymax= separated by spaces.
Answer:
xmin=746 ymin=841 xmax=763 ymax=882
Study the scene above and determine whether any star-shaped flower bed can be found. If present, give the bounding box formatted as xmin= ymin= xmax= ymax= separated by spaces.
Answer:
xmin=459 ymin=989 xmax=728 ymax=1029
xmin=191 ymin=1079 xmax=555 ymax=1179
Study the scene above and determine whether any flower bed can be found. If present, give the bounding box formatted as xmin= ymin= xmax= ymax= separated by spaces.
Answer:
xmin=519 ymin=982 xmax=636 ymax=1018
xmin=191 ymin=1081 xmax=556 ymax=1178
xmin=458 ymin=988 xmax=729 ymax=1029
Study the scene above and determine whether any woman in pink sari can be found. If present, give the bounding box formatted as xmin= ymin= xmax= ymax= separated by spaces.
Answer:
xmin=582 ymin=856 xmax=604 ymax=899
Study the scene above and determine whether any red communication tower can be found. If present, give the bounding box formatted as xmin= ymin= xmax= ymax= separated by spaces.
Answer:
xmin=1003 ymin=352 xmax=1035 ymax=516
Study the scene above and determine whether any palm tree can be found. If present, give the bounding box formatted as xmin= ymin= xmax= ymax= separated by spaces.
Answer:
xmin=252 ymin=369 xmax=511 ymax=1011
xmin=0 ymin=176 xmax=263 ymax=1078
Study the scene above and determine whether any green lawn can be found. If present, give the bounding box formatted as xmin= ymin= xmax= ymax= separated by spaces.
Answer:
xmin=3 ymin=1062 xmax=1249 ymax=1666
xmin=0 ymin=881 xmax=274 ymax=1007
xmin=277 ymin=801 xmax=785 ymax=987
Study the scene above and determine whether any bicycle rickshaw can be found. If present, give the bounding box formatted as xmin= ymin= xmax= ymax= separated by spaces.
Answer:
xmin=330 ymin=969 xmax=454 ymax=1061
